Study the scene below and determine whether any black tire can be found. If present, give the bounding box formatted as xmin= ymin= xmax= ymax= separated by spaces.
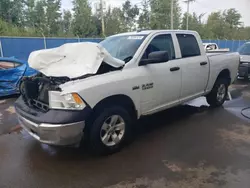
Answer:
xmin=206 ymin=78 xmax=228 ymax=107
xmin=86 ymin=105 xmax=132 ymax=155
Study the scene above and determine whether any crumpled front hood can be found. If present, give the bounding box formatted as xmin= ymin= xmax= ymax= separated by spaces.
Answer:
xmin=28 ymin=42 xmax=125 ymax=79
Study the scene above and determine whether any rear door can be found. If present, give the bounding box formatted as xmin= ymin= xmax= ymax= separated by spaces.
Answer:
xmin=0 ymin=59 xmax=26 ymax=96
xmin=175 ymin=33 xmax=209 ymax=102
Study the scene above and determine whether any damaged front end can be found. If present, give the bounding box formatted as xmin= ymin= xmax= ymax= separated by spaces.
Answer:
xmin=15 ymin=73 xmax=92 ymax=146
xmin=14 ymin=42 xmax=125 ymax=146
xmin=19 ymin=73 xmax=70 ymax=112
xmin=19 ymin=60 xmax=122 ymax=112
xmin=18 ymin=42 xmax=126 ymax=112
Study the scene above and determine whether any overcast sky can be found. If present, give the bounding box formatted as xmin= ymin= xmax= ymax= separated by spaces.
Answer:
xmin=62 ymin=0 xmax=250 ymax=26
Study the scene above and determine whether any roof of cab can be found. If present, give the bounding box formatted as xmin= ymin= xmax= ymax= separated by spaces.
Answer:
xmin=112 ymin=30 xmax=198 ymax=37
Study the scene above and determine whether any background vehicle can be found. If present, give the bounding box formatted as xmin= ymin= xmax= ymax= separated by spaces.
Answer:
xmin=203 ymin=43 xmax=218 ymax=50
xmin=0 ymin=57 xmax=37 ymax=97
xmin=237 ymin=42 xmax=250 ymax=79
xmin=15 ymin=30 xmax=240 ymax=155
xmin=203 ymin=42 xmax=230 ymax=53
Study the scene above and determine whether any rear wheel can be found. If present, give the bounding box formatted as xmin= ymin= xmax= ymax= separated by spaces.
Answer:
xmin=87 ymin=106 xmax=132 ymax=155
xmin=206 ymin=78 xmax=228 ymax=107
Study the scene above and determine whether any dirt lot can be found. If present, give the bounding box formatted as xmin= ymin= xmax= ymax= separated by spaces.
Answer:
xmin=1 ymin=80 xmax=250 ymax=188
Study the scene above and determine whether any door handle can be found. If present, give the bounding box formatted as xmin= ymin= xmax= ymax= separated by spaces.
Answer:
xmin=170 ymin=67 xmax=180 ymax=72
xmin=200 ymin=62 xmax=208 ymax=66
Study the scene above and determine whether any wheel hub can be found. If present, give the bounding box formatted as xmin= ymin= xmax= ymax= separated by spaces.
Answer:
xmin=217 ymin=84 xmax=226 ymax=102
xmin=100 ymin=115 xmax=125 ymax=147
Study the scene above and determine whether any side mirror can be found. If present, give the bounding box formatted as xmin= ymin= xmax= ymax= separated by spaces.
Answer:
xmin=140 ymin=51 xmax=169 ymax=66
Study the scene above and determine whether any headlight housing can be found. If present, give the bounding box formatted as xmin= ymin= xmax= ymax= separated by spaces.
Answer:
xmin=49 ymin=91 xmax=86 ymax=110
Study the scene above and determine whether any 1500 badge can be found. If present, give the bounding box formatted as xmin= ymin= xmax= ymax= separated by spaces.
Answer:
xmin=142 ymin=83 xmax=154 ymax=90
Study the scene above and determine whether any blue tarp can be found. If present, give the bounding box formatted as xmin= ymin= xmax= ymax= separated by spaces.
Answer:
xmin=0 ymin=57 xmax=37 ymax=97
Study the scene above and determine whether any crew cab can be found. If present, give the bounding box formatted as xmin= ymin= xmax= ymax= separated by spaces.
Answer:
xmin=15 ymin=30 xmax=240 ymax=155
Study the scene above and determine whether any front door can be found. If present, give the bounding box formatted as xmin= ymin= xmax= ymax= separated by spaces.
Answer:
xmin=139 ymin=34 xmax=182 ymax=115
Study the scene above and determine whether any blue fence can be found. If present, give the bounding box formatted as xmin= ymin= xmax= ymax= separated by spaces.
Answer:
xmin=0 ymin=37 xmax=103 ymax=61
xmin=0 ymin=37 xmax=249 ymax=61
xmin=202 ymin=39 xmax=249 ymax=52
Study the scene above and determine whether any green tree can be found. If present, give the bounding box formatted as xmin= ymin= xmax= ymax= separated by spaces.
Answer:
xmin=24 ymin=0 xmax=37 ymax=28
xmin=138 ymin=0 xmax=150 ymax=30
xmin=10 ymin=0 xmax=25 ymax=26
xmin=120 ymin=0 xmax=139 ymax=31
xmin=150 ymin=0 xmax=181 ymax=29
xmin=72 ymin=0 xmax=96 ymax=37
xmin=61 ymin=10 xmax=72 ymax=36
xmin=45 ymin=0 xmax=62 ymax=36
xmin=0 ymin=0 xmax=24 ymax=26
xmin=34 ymin=0 xmax=46 ymax=34
xmin=0 ymin=17 xmax=37 ymax=36
xmin=205 ymin=11 xmax=228 ymax=39
xmin=104 ymin=7 xmax=124 ymax=36
xmin=92 ymin=14 xmax=102 ymax=37
xmin=181 ymin=12 xmax=207 ymax=37
xmin=223 ymin=8 xmax=242 ymax=29
xmin=0 ymin=0 xmax=11 ymax=22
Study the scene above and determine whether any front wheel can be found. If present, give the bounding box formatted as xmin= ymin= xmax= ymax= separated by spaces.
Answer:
xmin=87 ymin=106 xmax=132 ymax=155
xmin=206 ymin=78 xmax=228 ymax=107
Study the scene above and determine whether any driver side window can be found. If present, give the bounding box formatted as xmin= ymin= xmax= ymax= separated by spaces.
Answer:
xmin=142 ymin=34 xmax=175 ymax=60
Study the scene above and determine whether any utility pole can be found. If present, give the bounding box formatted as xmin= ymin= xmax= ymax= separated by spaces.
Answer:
xmin=184 ymin=0 xmax=195 ymax=30
xmin=170 ymin=0 xmax=174 ymax=29
xmin=100 ymin=0 xmax=105 ymax=37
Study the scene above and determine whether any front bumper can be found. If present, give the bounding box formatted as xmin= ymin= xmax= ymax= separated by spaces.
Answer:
xmin=17 ymin=114 xmax=85 ymax=146
xmin=15 ymin=97 xmax=92 ymax=146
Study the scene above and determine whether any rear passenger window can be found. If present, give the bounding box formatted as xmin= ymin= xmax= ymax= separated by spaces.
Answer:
xmin=142 ymin=34 xmax=175 ymax=60
xmin=176 ymin=34 xmax=201 ymax=58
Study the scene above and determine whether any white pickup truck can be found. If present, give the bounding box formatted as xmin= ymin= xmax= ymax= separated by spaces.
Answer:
xmin=15 ymin=30 xmax=240 ymax=155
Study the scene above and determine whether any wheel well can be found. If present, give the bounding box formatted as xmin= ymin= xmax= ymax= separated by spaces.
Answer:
xmin=217 ymin=69 xmax=231 ymax=85
xmin=92 ymin=95 xmax=137 ymax=120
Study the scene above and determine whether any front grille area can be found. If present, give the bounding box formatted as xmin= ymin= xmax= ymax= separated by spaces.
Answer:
xmin=20 ymin=76 xmax=51 ymax=112
xmin=30 ymin=99 xmax=49 ymax=112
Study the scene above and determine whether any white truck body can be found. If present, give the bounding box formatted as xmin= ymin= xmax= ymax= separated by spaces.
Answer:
xmin=15 ymin=30 xmax=240 ymax=154
xmin=59 ymin=31 xmax=239 ymax=117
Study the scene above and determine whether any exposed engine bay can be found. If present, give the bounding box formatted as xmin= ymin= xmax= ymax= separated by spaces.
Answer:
xmin=20 ymin=63 xmax=122 ymax=112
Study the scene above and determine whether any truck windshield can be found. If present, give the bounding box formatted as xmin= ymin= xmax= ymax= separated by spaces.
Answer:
xmin=238 ymin=43 xmax=250 ymax=55
xmin=100 ymin=35 xmax=147 ymax=62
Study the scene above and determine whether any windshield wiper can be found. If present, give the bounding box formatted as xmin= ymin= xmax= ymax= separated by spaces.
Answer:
xmin=123 ymin=56 xmax=133 ymax=63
